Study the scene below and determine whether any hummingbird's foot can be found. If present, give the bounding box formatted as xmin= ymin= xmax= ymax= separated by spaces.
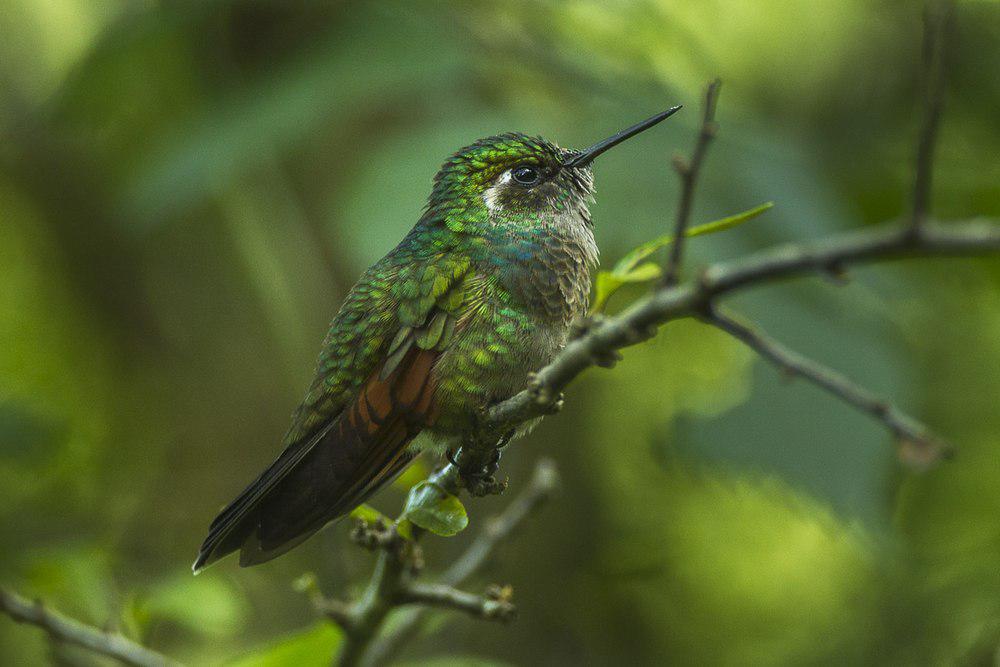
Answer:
xmin=464 ymin=473 xmax=509 ymax=498
xmin=454 ymin=441 xmax=509 ymax=497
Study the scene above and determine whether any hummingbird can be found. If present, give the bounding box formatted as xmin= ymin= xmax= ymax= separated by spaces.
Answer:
xmin=193 ymin=105 xmax=682 ymax=572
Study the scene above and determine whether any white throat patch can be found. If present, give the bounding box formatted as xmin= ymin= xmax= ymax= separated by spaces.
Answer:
xmin=482 ymin=170 xmax=512 ymax=214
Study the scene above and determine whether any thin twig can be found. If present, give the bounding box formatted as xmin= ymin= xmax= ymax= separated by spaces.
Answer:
xmin=354 ymin=459 xmax=559 ymax=667
xmin=910 ymin=0 xmax=953 ymax=230
xmin=0 ymin=589 xmax=179 ymax=667
xmin=662 ymin=78 xmax=721 ymax=285
xmin=703 ymin=307 xmax=952 ymax=465
xmin=396 ymin=583 xmax=516 ymax=623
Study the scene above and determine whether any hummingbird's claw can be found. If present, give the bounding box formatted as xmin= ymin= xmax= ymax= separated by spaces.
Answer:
xmin=452 ymin=443 xmax=509 ymax=497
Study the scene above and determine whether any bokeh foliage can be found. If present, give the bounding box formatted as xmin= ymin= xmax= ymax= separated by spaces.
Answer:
xmin=2 ymin=0 xmax=999 ymax=664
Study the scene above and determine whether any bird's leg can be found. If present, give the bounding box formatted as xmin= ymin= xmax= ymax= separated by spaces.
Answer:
xmin=452 ymin=408 xmax=514 ymax=496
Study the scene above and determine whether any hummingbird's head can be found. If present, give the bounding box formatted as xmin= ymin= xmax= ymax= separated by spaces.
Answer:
xmin=428 ymin=134 xmax=591 ymax=228
xmin=425 ymin=106 xmax=682 ymax=235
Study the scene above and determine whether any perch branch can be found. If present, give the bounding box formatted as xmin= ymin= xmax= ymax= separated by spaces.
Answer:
xmin=464 ymin=218 xmax=1000 ymax=469
xmin=0 ymin=589 xmax=179 ymax=667
xmin=702 ymin=307 xmax=952 ymax=465
xmin=663 ymin=78 xmax=721 ymax=285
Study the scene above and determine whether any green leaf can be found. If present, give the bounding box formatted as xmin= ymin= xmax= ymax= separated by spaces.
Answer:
xmin=591 ymin=263 xmax=665 ymax=313
xmin=614 ymin=201 xmax=774 ymax=276
xmin=400 ymin=481 xmax=469 ymax=537
xmin=592 ymin=202 xmax=774 ymax=312
xmin=349 ymin=503 xmax=387 ymax=525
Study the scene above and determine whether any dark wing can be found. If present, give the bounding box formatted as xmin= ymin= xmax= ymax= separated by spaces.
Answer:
xmin=193 ymin=252 xmax=468 ymax=572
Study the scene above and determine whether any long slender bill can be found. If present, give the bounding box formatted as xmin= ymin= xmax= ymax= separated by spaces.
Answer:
xmin=563 ymin=105 xmax=683 ymax=168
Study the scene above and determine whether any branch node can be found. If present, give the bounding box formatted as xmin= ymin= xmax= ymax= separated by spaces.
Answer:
xmin=527 ymin=373 xmax=555 ymax=407
xmin=897 ymin=435 xmax=955 ymax=470
xmin=350 ymin=518 xmax=400 ymax=552
xmin=569 ymin=314 xmax=604 ymax=340
xmin=822 ymin=260 xmax=851 ymax=285
xmin=543 ymin=392 xmax=565 ymax=415
xmin=671 ymin=153 xmax=690 ymax=175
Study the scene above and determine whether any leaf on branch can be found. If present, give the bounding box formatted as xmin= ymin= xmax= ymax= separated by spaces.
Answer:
xmin=400 ymin=481 xmax=469 ymax=537
xmin=590 ymin=201 xmax=774 ymax=313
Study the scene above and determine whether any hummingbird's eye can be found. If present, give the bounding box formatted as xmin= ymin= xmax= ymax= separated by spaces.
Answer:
xmin=511 ymin=165 xmax=542 ymax=186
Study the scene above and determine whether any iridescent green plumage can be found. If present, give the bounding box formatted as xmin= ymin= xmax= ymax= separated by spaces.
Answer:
xmin=194 ymin=108 xmax=681 ymax=571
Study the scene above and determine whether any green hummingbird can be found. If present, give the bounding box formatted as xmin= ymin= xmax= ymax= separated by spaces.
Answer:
xmin=193 ymin=105 xmax=681 ymax=572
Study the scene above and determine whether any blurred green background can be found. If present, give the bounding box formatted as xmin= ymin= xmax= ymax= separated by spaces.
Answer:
xmin=2 ymin=0 xmax=1000 ymax=664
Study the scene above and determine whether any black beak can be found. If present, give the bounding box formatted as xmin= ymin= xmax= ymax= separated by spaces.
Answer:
xmin=563 ymin=105 xmax=683 ymax=168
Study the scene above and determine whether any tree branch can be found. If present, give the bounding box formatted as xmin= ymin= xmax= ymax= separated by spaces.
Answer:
xmin=702 ymin=307 xmax=952 ymax=465
xmin=395 ymin=583 xmax=516 ymax=623
xmin=0 ymin=589 xmax=179 ymax=667
xmin=663 ymin=78 xmax=721 ymax=285
xmin=910 ymin=0 xmax=954 ymax=230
